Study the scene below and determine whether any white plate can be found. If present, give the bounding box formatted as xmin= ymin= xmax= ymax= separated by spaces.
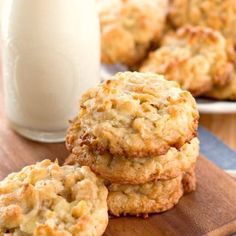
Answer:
xmin=196 ymin=99 xmax=236 ymax=114
xmin=101 ymin=65 xmax=236 ymax=114
xmin=226 ymin=170 xmax=236 ymax=180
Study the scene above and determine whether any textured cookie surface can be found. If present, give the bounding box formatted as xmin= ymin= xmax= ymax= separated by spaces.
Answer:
xmin=66 ymin=72 xmax=199 ymax=158
xmin=107 ymin=167 xmax=196 ymax=216
xmin=140 ymin=26 xmax=233 ymax=96
xmin=67 ymin=138 xmax=199 ymax=184
xmin=205 ymin=70 xmax=236 ymax=100
xmin=0 ymin=160 xmax=108 ymax=236
xmin=98 ymin=0 xmax=168 ymax=67
xmin=168 ymin=0 xmax=236 ymax=45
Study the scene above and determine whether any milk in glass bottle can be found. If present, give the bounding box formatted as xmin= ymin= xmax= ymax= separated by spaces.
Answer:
xmin=1 ymin=0 xmax=100 ymax=142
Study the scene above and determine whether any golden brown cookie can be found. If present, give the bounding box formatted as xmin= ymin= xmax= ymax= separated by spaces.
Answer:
xmin=107 ymin=167 xmax=196 ymax=216
xmin=140 ymin=26 xmax=233 ymax=96
xmin=168 ymin=0 xmax=236 ymax=46
xmin=204 ymin=70 xmax=236 ymax=100
xmin=98 ymin=0 xmax=168 ymax=67
xmin=66 ymin=72 xmax=199 ymax=158
xmin=66 ymin=138 xmax=199 ymax=184
xmin=181 ymin=165 xmax=196 ymax=193
xmin=0 ymin=160 xmax=108 ymax=236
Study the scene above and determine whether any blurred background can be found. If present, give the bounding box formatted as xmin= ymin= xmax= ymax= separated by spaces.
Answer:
xmin=0 ymin=0 xmax=235 ymax=150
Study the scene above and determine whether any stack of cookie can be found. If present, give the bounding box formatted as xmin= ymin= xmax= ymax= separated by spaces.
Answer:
xmin=66 ymin=72 xmax=199 ymax=216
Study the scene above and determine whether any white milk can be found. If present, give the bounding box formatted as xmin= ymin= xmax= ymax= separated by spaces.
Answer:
xmin=1 ymin=0 xmax=100 ymax=142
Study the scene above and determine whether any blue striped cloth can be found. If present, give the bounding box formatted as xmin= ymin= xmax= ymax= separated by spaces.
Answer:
xmin=199 ymin=126 xmax=236 ymax=170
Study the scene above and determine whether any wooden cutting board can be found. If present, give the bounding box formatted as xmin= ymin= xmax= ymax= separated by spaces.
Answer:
xmin=0 ymin=86 xmax=235 ymax=235
xmin=0 ymin=121 xmax=236 ymax=236
xmin=105 ymin=157 xmax=236 ymax=236
xmin=0 ymin=48 xmax=235 ymax=236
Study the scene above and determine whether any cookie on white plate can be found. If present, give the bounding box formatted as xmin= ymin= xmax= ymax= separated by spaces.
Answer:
xmin=140 ymin=26 xmax=233 ymax=96
xmin=98 ymin=0 xmax=168 ymax=67
xmin=168 ymin=0 xmax=236 ymax=46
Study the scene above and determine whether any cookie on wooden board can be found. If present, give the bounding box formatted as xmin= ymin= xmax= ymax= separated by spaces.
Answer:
xmin=0 ymin=160 xmax=108 ymax=236
xmin=67 ymin=138 xmax=199 ymax=184
xmin=66 ymin=72 xmax=199 ymax=158
xmin=107 ymin=166 xmax=196 ymax=217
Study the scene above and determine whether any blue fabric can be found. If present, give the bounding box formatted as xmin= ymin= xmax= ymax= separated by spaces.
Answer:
xmin=199 ymin=126 xmax=236 ymax=170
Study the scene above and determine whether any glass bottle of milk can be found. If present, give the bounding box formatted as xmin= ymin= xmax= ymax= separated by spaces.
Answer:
xmin=1 ymin=0 xmax=100 ymax=142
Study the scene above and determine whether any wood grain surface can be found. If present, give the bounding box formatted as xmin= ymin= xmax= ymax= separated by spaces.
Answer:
xmin=1 ymin=140 xmax=236 ymax=235
xmin=105 ymin=157 xmax=236 ymax=236
xmin=0 ymin=108 xmax=235 ymax=235
xmin=0 ymin=56 xmax=236 ymax=235
xmin=200 ymin=114 xmax=236 ymax=151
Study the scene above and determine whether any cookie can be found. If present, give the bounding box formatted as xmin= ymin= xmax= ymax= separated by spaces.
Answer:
xmin=66 ymin=138 xmax=199 ymax=184
xmin=0 ymin=160 xmax=108 ymax=236
xmin=140 ymin=26 xmax=233 ymax=96
xmin=98 ymin=0 xmax=168 ymax=67
xmin=107 ymin=166 xmax=196 ymax=216
xmin=168 ymin=0 xmax=236 ymax=46
xmin=66 ymin=72 xmax=199 ymax=158
xmin=204 ymin=70 xmax=236 ymax=100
